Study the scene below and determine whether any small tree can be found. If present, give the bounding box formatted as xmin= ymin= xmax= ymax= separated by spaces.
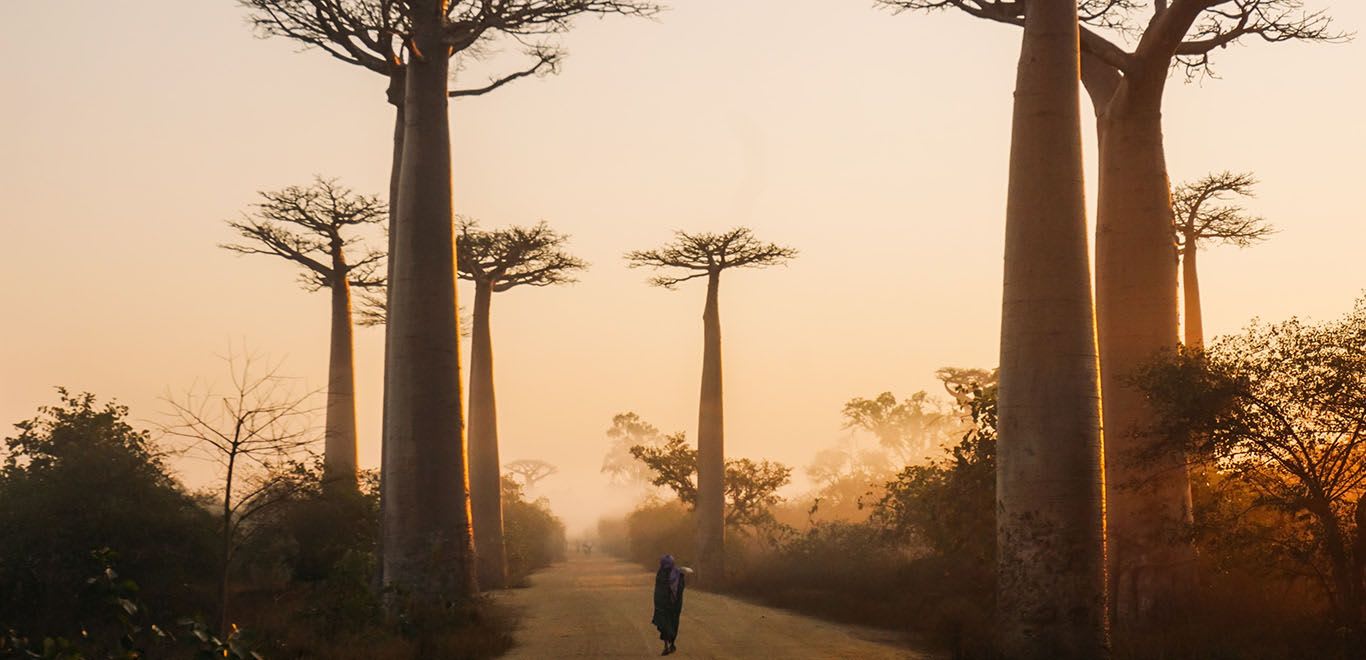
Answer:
xmin=160 ymin=350 xmax=317 ymax=635
xmin=841 ymin=391 xmax=951 ymax=465
xmin=628 ymin=434 xmax=793 ymax=538
xmin=222 ymin=178 xmax=384 ymax=492
xmin=626 ymin=227 xmax=797 ymax=582
xmin=1172 ymin=171 xmax=1276 ymax=348
xmin=504 ymin=459 xmax=558 ymax=491
xmin=458 ymin=219 xmax=585 ymax=588
xmin=1133 ymin=298 xmax=1366 ymax=637
xmin=601 ymin=412 xmax=667 ymax=487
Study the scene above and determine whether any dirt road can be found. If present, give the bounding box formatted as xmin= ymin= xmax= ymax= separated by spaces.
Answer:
xmin=498 ymin=555 xmax=935 ymax=659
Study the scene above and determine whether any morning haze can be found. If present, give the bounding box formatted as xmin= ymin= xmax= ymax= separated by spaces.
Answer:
xmin=1 ymin=1 xmax=1364 ymax=657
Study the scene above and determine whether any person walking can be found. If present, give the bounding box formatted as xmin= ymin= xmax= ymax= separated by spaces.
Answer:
xmin=652 ymin=554 xmax=689 ymax=655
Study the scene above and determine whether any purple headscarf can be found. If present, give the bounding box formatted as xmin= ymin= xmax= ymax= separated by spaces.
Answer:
xmin=659 ymin=554 xmax=682 ymax=598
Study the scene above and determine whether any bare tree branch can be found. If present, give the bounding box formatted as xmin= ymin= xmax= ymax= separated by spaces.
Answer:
xmin=457 ymin=218 xmax=588 ymax=290
xmin=220 ymin=177 xmax=387 ymax=293
xmin=1173 ymin=170 xmax=1277 ymax=248
xmin=624 ymin=228 xmax=798 ymax=289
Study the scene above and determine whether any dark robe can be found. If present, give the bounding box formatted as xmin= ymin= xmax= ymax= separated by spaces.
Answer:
xmin=651 ymin=567 xmax=685 ymax=642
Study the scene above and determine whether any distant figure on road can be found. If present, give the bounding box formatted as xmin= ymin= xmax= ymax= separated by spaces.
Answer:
xmin=652 ymin=554 xmax=690 ymax=655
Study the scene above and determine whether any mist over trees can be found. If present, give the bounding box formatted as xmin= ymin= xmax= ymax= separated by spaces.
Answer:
xmin=5 ymin=1 xmax=1363 ymax=658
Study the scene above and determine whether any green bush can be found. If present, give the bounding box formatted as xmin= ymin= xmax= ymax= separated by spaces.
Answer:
xmin=501 ymin=477 xmax=567 ymax=585
xmin=0 ymin=391 xmax=219 ymax=638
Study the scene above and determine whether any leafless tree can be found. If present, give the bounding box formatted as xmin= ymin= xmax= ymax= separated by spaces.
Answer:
xmin=221 ymin=178 xmax=384 ymax=493
xmin=880 ymin=0 xmax=1341 ymax=629
xmin=459 ymin=218 xmax=585 ymax=588
xmin=626 ymin=228 xmax=797 ymax=584
xmin=503 ymin=459 xmax=558 ymax=491
xmin=159 ymin=349 xmax=318 ymax=636
xmin=1172 ymin=171 xmax=1276 ymax=347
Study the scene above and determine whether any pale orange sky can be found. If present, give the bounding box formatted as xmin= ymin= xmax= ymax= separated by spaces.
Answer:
xmin=2 ymin=1 xmax=1363 ymax=533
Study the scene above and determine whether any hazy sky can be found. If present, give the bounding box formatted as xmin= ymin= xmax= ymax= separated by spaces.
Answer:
xmin=2 ymin=1 xmax=1363 ymax=533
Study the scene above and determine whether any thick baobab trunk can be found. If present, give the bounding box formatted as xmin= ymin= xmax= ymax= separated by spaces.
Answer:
xmin=1181 ymin=236 xmax=1203 ymax=349
xmin=696 ymin=270 xmax=725 ymax=583
xmin=467 ymin=281 xmax=507 ymax=589
xmin=323 ymin=274 xmax=359 ymax=492
xmin=996 ymin=1 xmax=1108 ymax=657
xmin=1094 ymin=76 xmax=1194 ymax=631
xmin=380 ymin=9 xmax=478 ymax=606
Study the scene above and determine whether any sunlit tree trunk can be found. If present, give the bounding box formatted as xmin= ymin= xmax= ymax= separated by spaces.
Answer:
xmin=696 ymin=270 xmax=725 ymax=583
xmin=1181 ymin=235 xmax=1203 ymax=349
xmin=375 ymin=70 xmax=404 ymax=591
xmin=381 ymin=4 xmax=478 ymax=604
xmin=1093 ymin=72 xmax=1194 ymax=631
xmin=323 ymin=270 xmax=359 ymax=492
xmin=467 ymin=281 xmax=507 ymax=589
xmin=996 ymin=1 xmax=1108 ymax=656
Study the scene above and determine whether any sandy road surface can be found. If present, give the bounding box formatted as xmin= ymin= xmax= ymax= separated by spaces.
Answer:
xmin=497 ymin=555 xmax=936 ymax=659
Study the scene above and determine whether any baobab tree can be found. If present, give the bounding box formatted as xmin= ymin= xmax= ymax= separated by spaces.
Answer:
xmin=458 ymin=219 xmax=585 ymax=589
xmin=504 ymin=459 xmax=558 ymax=491
xmin=1172 ymin=171 xmax=1275 ymax=348
xmin=880 ymin=0 xmax=1340 ymax=628
xmin=625 ymin=228 xmax=797 ymax=583
xmin=993 ymin=1 xmax=1107 ymax=656
xmin=220 ymin=178 xmax=384 ymax=492
xmin=240 ymin=0 xmax=657 ymax=605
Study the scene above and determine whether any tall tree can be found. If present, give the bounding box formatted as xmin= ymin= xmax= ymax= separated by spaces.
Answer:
xmin=221 ymin=178 xmax=385 ymax=492
xmin=457 ymin=219 xmax=585 ymax=589
xmin=625 ymin=228 xmax=797 ymax=584
xmin=993 ymin=1 xmax=1107 ymax=656
xmin=240 ymin=0 xmax=657 ymax=606
xmin=881 ymin=0 xmax=1339 ymax=628
xmin=1172 ymin=171 xmax=1275 ymax=348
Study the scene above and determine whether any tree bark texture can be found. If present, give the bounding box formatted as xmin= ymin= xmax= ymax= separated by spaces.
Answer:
xmin=380 ymin=5 xmax=478 ymax=605
xmin=468 ymin=281 xmax=507 ymax=589
xmin=1093 ymin=72 xmax=1194 ymax=632
xmin=323 ymin=273 xmax=359 ymax=492
xmin=996 ymin=1 xmax=1109 ymax=656
xmin=696 ymin=271 xmax=725 ymax=584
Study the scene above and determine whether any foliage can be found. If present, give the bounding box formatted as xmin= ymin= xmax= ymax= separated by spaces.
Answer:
xmin=841 ymin=390 xmax=953 ymax=464
xmin=628 ymin=434 xmax=792 ymax=534
xmin=0 ymin=391 xmax=218 ymax=638
xmin=870 ymin=382 xmax=997 ymax=564
xmin=1133 ymin=298 xmax=1366 ymax=634
xmin=500 ymin=477 xmax=567 ymax=585
xmin=0 ymin=393 xmax=520 ymax=660
xmin=600 ymin=412 xmax=665 ymax=487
